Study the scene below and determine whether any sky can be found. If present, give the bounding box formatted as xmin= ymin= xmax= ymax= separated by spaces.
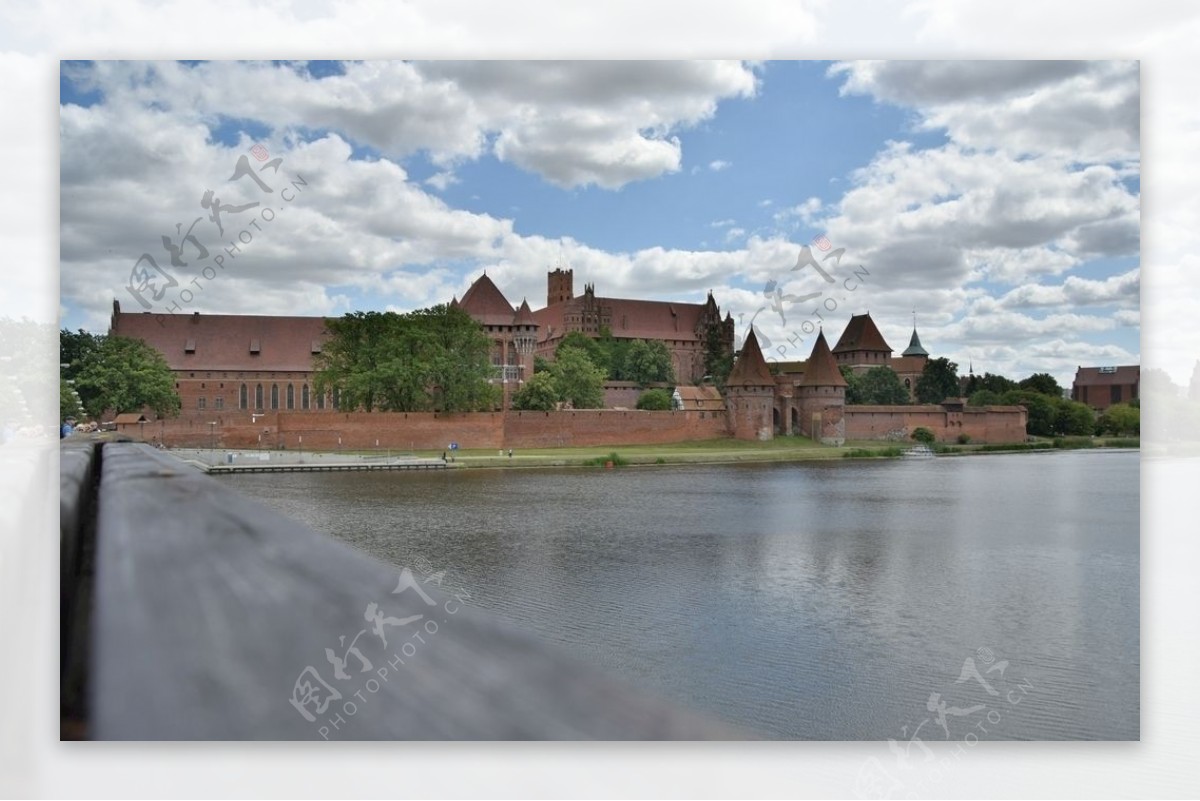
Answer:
xmin=58 ymin=59 xmax=1140 ymax=390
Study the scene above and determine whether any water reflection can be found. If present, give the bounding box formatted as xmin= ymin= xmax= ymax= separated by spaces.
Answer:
xmin=221 ymin=450 xmax=1139 ymax=740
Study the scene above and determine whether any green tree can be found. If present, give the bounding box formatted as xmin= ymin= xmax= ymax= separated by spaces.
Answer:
xmin=60 ymin=329 xmax=104 ymax=414
xmin=840 ymin=365 xmax=865 ymax=405
xmin=857 ymin=366 xmax=910 ymax=405
xmin=511 ymin=371 xmax=560 ymax=411
xmin=314 ymin=305 xmax=498 ymax=413
xmin=557 ymin=331 xmax=608 ymax=375
xmin=550 ymin=347 xmax=606 ymax=409
xmin=1098 ymin=403 xmax=1140 ymax=436
xmin=1054 ymin=398 xmax=1097 ymax=436
xmin=533 ymin=355 xmax=551 ymax=374
xmin=73 ymin=335 xmax=180 ymax=418
xmin=1019 ymin=372 xmax=1064 ymax=397
xmin=703 ymin=321 xmax=734 ymax=388
xmin=968 ymin=389 xmax=1003 ymax=406
xmin=915 ymin=357 xmax=960 ymax=404
xmin=636 ymin=388 xmax=673 ymax=410
xmin=1002 ymin=389 xmax=1058 ymax=437
xmin=978 ymin=372 xmax=1018 ymax=394
xmin=911 ymin=427 xmax=936 ymax=445
xmin=60 ymin=378 xmax=84 ymax=420
xmin=625 ymin=339 xmax=675 ymax=386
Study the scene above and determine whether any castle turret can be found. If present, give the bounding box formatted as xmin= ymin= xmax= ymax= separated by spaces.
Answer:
xmin=796 ymin=329 xmax=846 ymax=445
xmin=725 ymin=330 xmax=776 ymax=441
xmin=548 ymin=268 xmax=574 ymax=306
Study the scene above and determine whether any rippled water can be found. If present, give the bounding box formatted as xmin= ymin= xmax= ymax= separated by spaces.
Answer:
xmin=220 ymin=449 xmax=1139 ymax=740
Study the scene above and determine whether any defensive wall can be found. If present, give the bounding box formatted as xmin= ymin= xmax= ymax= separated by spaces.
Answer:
xmin=125 ymin=408 xmax=731 ymax=450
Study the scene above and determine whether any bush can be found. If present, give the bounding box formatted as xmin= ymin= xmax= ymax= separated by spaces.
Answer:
xmin=842 ymin=446 xmax=904 ymax=458
xmin=636 ymin=388 xmax=673 ymax=410
xmin=911 ymin=427 xmax=936 ymax=445
xmin=957 ymin=433 xmax=972 ymax=445
xmin=583 ymin=451 xmax=628 ymax=467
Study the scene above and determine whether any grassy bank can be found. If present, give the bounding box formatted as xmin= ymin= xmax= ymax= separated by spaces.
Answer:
xmin=303 ymin=434 xmax=1139 ymax=470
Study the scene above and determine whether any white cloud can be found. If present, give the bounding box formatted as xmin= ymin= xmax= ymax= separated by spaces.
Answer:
xmin=425 ymin=171 xmax=460 ymax=191
xmin=709 ymin=159 xmax=732 ymax=171
xmin=830 ymin=60 xmax=1139 ymax=164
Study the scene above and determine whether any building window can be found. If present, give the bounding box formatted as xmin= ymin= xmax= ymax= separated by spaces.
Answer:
xmin=239 ymin=384 xmax=248 ymax=410
xmin=215 ymin=397 xmax=224 ymax=410
xmin=271 ymin=384 xmax=279 ymax=410
xmin=286 ymin=383 xmax=295 ymax=410
xmin=317 ymin=390 xmax=325 ymax=410
xmin=1111 ymin=385 xmax=1122 ymax=405
xmin=255 ymin=384 xmax=264 ymax=410
xmin=302 ymin=384 xmax=310 ymax=410
xmin=197 ymin=397 xmax=206 ymax=410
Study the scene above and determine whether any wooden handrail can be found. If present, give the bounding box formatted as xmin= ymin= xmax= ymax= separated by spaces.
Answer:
xmin=64 ymin=440 xmax=745 ymax=740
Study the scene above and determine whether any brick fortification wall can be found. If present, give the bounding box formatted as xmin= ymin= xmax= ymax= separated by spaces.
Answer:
xmin=136 ymin=409 xmax=729 ymax=450
xmin=125 ymin=404 xmax=1026 ymax=448
xmin=844 ymin=406 xmax=1027 ymax=443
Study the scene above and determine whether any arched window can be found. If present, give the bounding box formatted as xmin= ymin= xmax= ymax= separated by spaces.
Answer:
xmin=301 ymin=384 xmax=310 ymax=410
xmin=255 ymin=384 xmax=264 ymax=410
xmin=270 ymin=384 xmax=279 ymax=410
xmin=286 ymin=383 xmax=295 ymax=410
xmin=239 ymin=383 xmax=248 ymax=410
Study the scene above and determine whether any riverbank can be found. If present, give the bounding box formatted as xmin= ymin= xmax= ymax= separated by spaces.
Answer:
xmin=173 ymin=434 xmax=1140 ymax=472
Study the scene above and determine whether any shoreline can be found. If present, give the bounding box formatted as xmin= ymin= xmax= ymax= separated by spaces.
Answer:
xmin=164 ymin=437 xmax=1140 ymax=474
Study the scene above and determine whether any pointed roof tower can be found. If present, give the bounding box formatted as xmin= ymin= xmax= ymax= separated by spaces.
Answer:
xmin=458 ymin=273 xmax=517 ymax=325
xmin=800 ymin=329 xmax=848 ymax=387
xmin=514 ymin=297 xmax=535 ymax=326
xmin=726 ymin=330 xmax=775 ymax=387
xmin=832 ymin=313 xmax=892 ymax=355
xmin=902 ymin=327 xmax=929 ymax=357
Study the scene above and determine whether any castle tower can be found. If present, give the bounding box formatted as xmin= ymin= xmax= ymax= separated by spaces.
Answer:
xmin=832 ymin=312 xmax=892 ymax=372
xmin=725 ymin=330 xmax=776 ymax=441
xmin=547 ymin=268 xmax=574 ymax=306
xmin=796 ymin=329 xmax=847 ymax=445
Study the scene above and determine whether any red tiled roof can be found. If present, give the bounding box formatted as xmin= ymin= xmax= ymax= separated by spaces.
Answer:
xmin=832 ymin=313 xmax=892 ymax=354
xmin=727 ymin=330 xmax=775 ymax=387
xmin=111 ymin=308 xmax=329 ymax=372
xmin=674 ymin=385 xmax=725 ymax=411
xmin=800 ymin=330 xmax=848 ymax=387
xmin=1073 ymin=366 xmax=1140 ymax=386
xmin=531 ymin=295 xmax=709 ymax=343
xmin=514 ymin=298 xmax=535 ymax=325
xmin=458 ymin=273 xmax=518 ymax=326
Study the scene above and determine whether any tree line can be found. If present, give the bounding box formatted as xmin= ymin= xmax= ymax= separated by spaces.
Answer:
xmin=837 ymin=358 xmax=1138 ymax=437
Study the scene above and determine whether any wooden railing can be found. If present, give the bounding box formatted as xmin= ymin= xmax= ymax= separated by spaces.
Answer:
xmin=60 ymin=437 xmax=745 ymax=740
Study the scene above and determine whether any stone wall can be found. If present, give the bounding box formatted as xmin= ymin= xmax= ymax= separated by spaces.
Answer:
xmin=844 ymin=405 xmax=1027 ymax=443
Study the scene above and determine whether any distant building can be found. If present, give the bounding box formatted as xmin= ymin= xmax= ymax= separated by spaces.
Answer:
xmin=1072 ymin=365 xmax=1140 ymax=411
xmin=451 ymin=273 xmax=539 ymax=406
xmin=530 ymin=268 xmax=735 ymax=384
xmin=109 ymin=301 xmax=332 ymax=417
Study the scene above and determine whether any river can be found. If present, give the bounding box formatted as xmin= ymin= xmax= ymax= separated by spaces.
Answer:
xmin=218 ymin=448 xmax=1139 ymax=740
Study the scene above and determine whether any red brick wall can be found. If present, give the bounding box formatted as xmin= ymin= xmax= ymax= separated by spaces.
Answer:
xmin=844 ymin=406 xmax=1026 ymax=443
xmin=137 ymin=409 xmax=729 ymax=450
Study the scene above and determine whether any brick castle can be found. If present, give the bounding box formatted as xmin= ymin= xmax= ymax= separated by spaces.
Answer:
xmin=108 ymin=270 xmax=1026 ymax=447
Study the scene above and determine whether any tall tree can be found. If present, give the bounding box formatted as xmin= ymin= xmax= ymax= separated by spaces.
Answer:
xmin=703 ymin=321 xmax=734 ymax=388
xmin=511 ymin=371 xmax=560 ymax=411
xmin=550 ymin=347 xmax=606 ymax=409
xmin=624 ymin=339 xmax=675 ymax=386
xmin=978 ymin=372 xmax=1017 ymax=394
xmin=73 ymin=335 xmax=180 ymax=418
xmin=840 ymin=366 xmax=865 ymax=405
xmin=1019 ymin=372 xmax=1064 ymax=398
xmin=915 ymin=357 xmax=960 ymax=404
xmin=556 ymin=331 xmax=609 ymax=375
xmin=1001 ymin=389 xmax=1057 ymax=437
xmin=857 ymin=366 xmax=910 ymax=405
xmin=313 ymin=305 xmax=499 ymax=412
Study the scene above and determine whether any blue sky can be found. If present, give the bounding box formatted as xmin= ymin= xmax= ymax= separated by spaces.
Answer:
xmin=59 ymin=59 xmax=1140 ymax=388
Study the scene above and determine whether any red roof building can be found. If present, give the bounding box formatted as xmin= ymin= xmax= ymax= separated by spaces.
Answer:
xmin=1072 ymin=365 xmax=1140 ymax=411
xmin=531 ymin=268 xmax=734 ymax=384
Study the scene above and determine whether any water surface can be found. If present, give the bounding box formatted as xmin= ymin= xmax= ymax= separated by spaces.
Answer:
xmin=221 ymin=449 xmax=1139 ymax=739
